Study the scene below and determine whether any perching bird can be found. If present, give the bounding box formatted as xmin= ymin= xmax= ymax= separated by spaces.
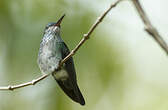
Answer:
xmin=37 ymin=14 xmax=85 ymax=105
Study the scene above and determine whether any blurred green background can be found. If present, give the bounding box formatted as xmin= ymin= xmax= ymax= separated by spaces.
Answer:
xmin=0 ymin=0 xmax=168 ymax=110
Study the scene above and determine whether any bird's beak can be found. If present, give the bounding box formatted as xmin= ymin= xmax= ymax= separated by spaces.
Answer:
xmin=54 ymin=14 xmax=65 ymax=27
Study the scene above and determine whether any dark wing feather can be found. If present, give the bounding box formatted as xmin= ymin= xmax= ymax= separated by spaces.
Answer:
xmin=53 ymin=42 xmax=85 ymax=105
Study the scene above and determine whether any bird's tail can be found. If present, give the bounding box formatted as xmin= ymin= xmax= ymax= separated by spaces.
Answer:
xmin=74 ymin=84 xmax=85 ymax=105
xmin=52 ymin=74 xmax=85 ymax=105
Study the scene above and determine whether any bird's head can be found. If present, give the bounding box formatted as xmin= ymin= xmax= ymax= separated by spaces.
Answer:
xmin=44 ymin=14 xmax=65 ymax=35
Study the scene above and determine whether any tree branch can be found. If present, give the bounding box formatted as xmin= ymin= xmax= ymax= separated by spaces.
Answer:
xmin=132 ymin=0 xmax=168 ymax=55
xmin=0 ymin=74 xmax=49 ymax=90
xmin=60 ymin=0 xmax=122 ymax=66
xmin=0 ymin=0 xmax=122 ymax=91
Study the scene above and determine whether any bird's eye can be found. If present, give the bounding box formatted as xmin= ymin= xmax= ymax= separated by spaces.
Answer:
xmin=45 ymin=23 xmax=55 ymax=30
xmin=45 ymin=26 xmax=49 ymax=30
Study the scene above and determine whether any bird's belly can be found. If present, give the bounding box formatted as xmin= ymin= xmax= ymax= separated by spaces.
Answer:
xmin=38 ymin=48 xmax=59 ymax=74
xmin=54 ymin=69 xmax=69 ymax=81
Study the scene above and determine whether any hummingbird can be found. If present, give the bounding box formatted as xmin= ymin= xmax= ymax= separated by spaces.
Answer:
xmin=37 ymin=14 xmax=85 ymax=105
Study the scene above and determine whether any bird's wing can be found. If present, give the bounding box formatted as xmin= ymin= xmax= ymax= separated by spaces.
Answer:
xmin=61 ymin=42 xmax=77 ymax=81
xmin=53 ymin=42 xmax=85 ymax=105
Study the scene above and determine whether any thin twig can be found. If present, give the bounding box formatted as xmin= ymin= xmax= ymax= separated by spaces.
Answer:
xmin=0 ymin=0 xmax=122 ymax=91
xmin=132 ymin=0 xmax=168 ymax=55
xmin=0 ymin=74 xmax=49 ymax=90
xmin=60 ymin=0 xmax=122 ymax=66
